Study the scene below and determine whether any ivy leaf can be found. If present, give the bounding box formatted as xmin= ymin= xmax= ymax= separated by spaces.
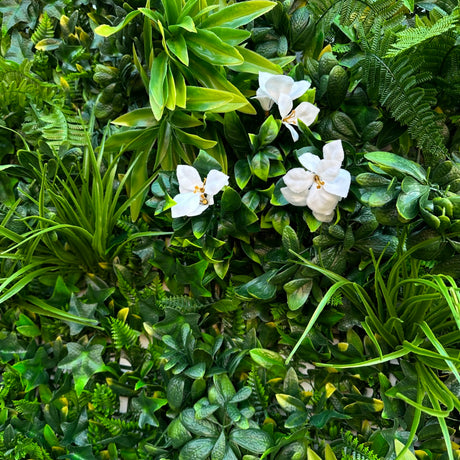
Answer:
xmin=12 ymin=347 xmax=50 ymax=391
xmin=58 ymin=343 xmax=106 ymax=396
xmin=66 ymin=295 xmax=98 ymax=336
xmin=132 ymin=391 xmax=168 ymax=428
xmin=0 ymin=0 xmax=34 ymax=36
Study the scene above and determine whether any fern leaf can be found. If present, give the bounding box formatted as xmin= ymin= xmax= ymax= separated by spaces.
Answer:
xmin=110 ymin=317 xmax=138 ymax=349
xmin=31 ymin=12 xmax=54 ymax=44
xmin=308 ymin=0 xmax=405 ymax=33
xmin=341 ymin=431 xmax=379 ymax=460
xmin=386 ymin=9 xmax=460 ymax=57
xmin=361 ymin=26 xmax=448 ymax=164
xmin=248 ymin=366 xmax=269 ymax=418
xmin=159 ymin=295 xmax=208 ymax=313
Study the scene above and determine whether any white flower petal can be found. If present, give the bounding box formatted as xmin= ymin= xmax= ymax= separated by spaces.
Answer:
xmin=282 ymin=168 xmax=314 ymax=193
xmin=323 ymin=139 xmax=344 ymax=163
xmin=315 ymin=159 xmax=342 ymax=181
xmin=204 ymin=170 xmax=229 ymax=196
xmin=264 ymin=75 xmax=294 ymax=100
xmin=253 ymin=94 xmax=273 ymax=111
xmin=171 ymin=192 xmax=202 ymax=218
xmin=323 ymin=168 xmax=351 ymax=198
xmin=298 ymin=152 xmax=321 ymax=173
xmin=283 ymin=122 xmax=299 ymax=142
xmin=306 ymin=187 xmax=340 ymax=221
xmin=312 ymin=210 xmax=335 ymax=222
xmin=289 ymin=80 xmax=310 ymax=100
xmin=177 ymin=165 xmax=203 ymax=194
xmin=281 ymin=186 xmax=309 ymax=206
xmin=258 ymin=71 xmax=277 ymax=90
xmin=278 ymin=94 xmax=293 ymax=119
xmin=295 ymin=102 xmax=320 ymax=127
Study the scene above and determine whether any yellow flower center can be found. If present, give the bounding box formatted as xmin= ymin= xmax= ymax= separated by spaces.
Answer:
xmin=282 ymin=110 xmax=297 ymax=125
xmin=194 ymin=178 xmax=207 ymax=204
xmin=314 ymin=174 xmax=325 ymax=189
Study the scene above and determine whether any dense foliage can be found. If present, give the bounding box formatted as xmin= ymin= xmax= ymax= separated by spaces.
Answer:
xmin=0 ymin=0 xmax=459 ymax=459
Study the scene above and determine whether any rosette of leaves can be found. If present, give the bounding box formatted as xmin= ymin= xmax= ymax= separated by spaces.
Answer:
xmin=357 ymin=152 xmax=460 ymax=261
xmin=167 ymin=373 xmax=273 ymax=458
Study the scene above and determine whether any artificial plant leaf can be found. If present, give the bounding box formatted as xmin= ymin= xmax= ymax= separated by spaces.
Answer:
xmin=234 ymin=159 xmax=252 ymax=190
xmin=181 ymin=408 xmax=220 ymax=437
xmin=0 ymin=0 xmax=33 ymax=35
xmin=284 ymin=278 xmax=313 ymax=311
xmin=66 ymin=295 xmax=98 ymax=336
xmin=12 ymin=347 xmax=50 ymax=391
xmin=186 ymin=29 xmax=243 ymax=66
xmin=58 ymin=342 xmax=106 ymax=396
xmin=15 ymin=313 xmax=40 ymax=338
xmin=94 ymin=10 xmax=142 ymax=37
xmin=200 ymin=1 xmax=276 ymax=28
xmin=185 ymin=87 xmax=233 ymax=112
xmin=230 ymin=46 xmax=282 ymax=74
xmin=230 ymin=428 xmax=273 ymax=454
xmin=364 ymin=152 xmax=427 ymax=182
xmin=132 ymin=391 xmax=168 ymax=428
xmin=167 ymin=34 xmax=189 ymax=65
xmin=250 ymin=348 xmax=285 ymax=372
xmin=180 ymin=438 xmax=215 ymax=460
xmin=111 ymin=108 xmax=158 ymax=128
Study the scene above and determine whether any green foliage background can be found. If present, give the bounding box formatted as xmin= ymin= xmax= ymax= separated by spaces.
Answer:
xmin=0 ymin=0 xmax=459 ymax=459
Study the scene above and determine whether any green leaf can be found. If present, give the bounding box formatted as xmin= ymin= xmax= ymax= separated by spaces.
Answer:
xmin=230 ymin=428 xmax=273 ymax=454
xmin=186 ymin=87 xmax=235 ymax=112
xmin=58 ymin=342 xmax=106 ymax=396
xmin=221 ymin=187 xmax=241 ymax=213
xmin=251 ymin=152 xmax=270 ymax=181
xmin=214 ymin=374 xmax=236 ymax=402
xmin=310 ymin=410 xmax=351 ymax=428
xmin=276 ymin=394 xmax=306 ymax=412
xmin=167 ymin=34 xmax=189 ymax=65
xmin=201 ymin=1 xmax=276 ymax=28
xmin=162 ymin=0 xmax=181 ymax=24
xmin=149 ymin=51 xmax=169 ymax=119
xmin=364 ymin=152 xmax=427 ymax=182
xmin=212 ymin=431 xmax=226 ymax=460
xmin=167 ymin=376 xmax=186 ymax=410
xmin=169 ymin=15 xmax=196 ymax=33
xmin=250 ymin=348 xmax=285 ymax=371
xmin=186 ymin=29 xmax=243 ymax=66
xmin=43 ymin=424 xmax=59 ymax=447
xmin=282 ymin=226 xmax=300 ymax=253
xmin=234 ymin=159 xmax=252 ymax=189
xmin=175 ymin=128 xmax=217 ymax=149
xmin=284 ymin=278 xmax=313 ymax=311
xmin=16 ymin=313 xmax=40 ymax=338
xmin=12 ymin=347 xmax=50 ymax=391
xmin=236 ymin=271 xmax=277 ymax=300
xmin=258 ymin=116 xmax=281 ymax=146
xmin=180 ymin=438 xmax=215 ymax=460
xmin=209 ymin=27 xmax=251 ymax=46
xmin=0 ymin=0 xmax=33 ymax=36
xmin=112 ymin=108 xmax=158 ymax=128
xmin=181 ymin=408 xmax=220 ymax=437
xmin=132 ymin=391 xmax=168 ymax=428
xmin=230 ymin=46 xmax=282 ymax=74
xmin=94 ymin=10 xmax=141 ymax=37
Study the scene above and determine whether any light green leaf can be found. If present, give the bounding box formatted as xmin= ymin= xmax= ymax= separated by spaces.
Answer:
xmin=169 ymin=15 xmax=196 ymax=33
xmin=230 ymin=429 xmax=273 ymax=454
xmin=58 ymin=342 xmax=106 ymax=396
xmin=185 ymin=87 xmax=233 ymax=112
xmin=167 ymin=34 xmax=189 ymax=65
xmin=186 ymin=29 xmax=243 ymax=66
xmin=111 ymin=108 xmax=158 ymax=127
xmin=230 ymin=46 xmax=282 ymax=74
xmin=250 ymin=348 xmax=285 ymax=370
xmin=201 ymin=1 xmax=276 ymax=28
xmin=175 ymin=129 xmax=217 ymax=149
xmin=94 ymin=10 xmax=141 ymax=37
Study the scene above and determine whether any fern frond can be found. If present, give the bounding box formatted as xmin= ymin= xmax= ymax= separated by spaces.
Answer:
xmin=361 ymin=26 xmax=448 ymax=164
xmin=308 ymin=0 xmax=405 ymax=34
xmin=99 ymin=416 xmax=140 ymax=435
xmin=13 ymin=398 xmax=41 ymax=420
xmin=248 ymin=366 xmax=269 ymax=418
xmin=159 ymin=295 xmax=208 ymax=313
xmin=341 ymin=431 xmax=379 ymax=460
xmin=386 ymin=9 xmax=460 ymax=57
xmin=31 ymin=12 xmax=54 ymax=44
xmin=91 ymin=383 xmax=117 ymax=417
xmin=110 ymin=317 xmax=138 ymax=349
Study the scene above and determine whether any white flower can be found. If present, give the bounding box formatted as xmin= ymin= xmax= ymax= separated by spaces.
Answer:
xmin=281 ymin=140 xmax=351 ymax=222
xmin=279 ymin=98 xmax=320 ymax=142
xmin=253 ymin=72 xmax=311 ymax=112
xmin=171 ymin=165 xmax=229 ymax=218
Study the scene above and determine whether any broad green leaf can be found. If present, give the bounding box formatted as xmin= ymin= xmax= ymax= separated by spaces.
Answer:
xmin=209 ymin=27 xmax=251 ymax=45
xmin=364 ymin=152 xmax=427 ymax=182
xmin=250 ymin=348 xmax=285 ymax=370
xmin=16 ymin=313 xmax=40 ymax=337
xmin=221 ymin=187 xmax=241 ymax=212
xmin=214 ymin=374 xmax=236 ymax=401
xmin=236 ymin=271 xmax=277 ymax=300
xmin=234 ymin=159 xmax=252 ymax=190
xmin=0 ymin=0 xmax=33 ymax=36
xmin=201 ymin=1 xmax=276 ymax=28
xmin=149 ymin=51 xmax=168 ymax=118
xmin=167 ymin=376 xmax=186 ymax=410
xmin=186 ymin=29 xmax=243 ymax=66
xmin=58 ymin=342 xmax=106 ymax=396
xmin=166 ymin=66 xmax=176 ymax=110
xmin=276 ymin=394 xmax=306 ymax=412
xmin=230 ymin=429 xmax=273 ymax=454
xmin=230 ymin=46 xmax=282 ymax=74
xmin=175 ymin=129 xmax=217 ymax=149
xmin=181 ymin=408 xmax=220 ymax=437
xmin=174 ymin=69 xmax=187 ymax=108
xmin=94 ymin=10 xmax=141 ymax=37
xmin=35 ymin=38 xmax=61 ymax=51
xmin=258 ymin=115 xmax=281 ymax=146
xmin=43 ymin=424 xmax=59 ymax=447
xmin=185 ymin=87 xmax=233 ymax=112
xmin=12 ymin=347 xmax=50 ymax=391
xmin=169 ymin=15 xmax=196 ymax=33
xmin=212 ymin=431 xmax=226 ymax=460
xmin=168 ymin=418 xmax=193 ymax=449
xmin=167 ymin=34 xmax=189 ymax=65
xmin=230 ymin=387 xmax=252 ymax=403
xmin=180 ymin=438 xmax=215 ymax=460
xmin=112 ymin=108 xmax=158 ymax=127
xmin=284 ymin=278 xmax=313 ymax=311
xmin=251 ymin=152 xmax=270 ymax=181
xmin=161 ymin=0 xmax=181 ymax=24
